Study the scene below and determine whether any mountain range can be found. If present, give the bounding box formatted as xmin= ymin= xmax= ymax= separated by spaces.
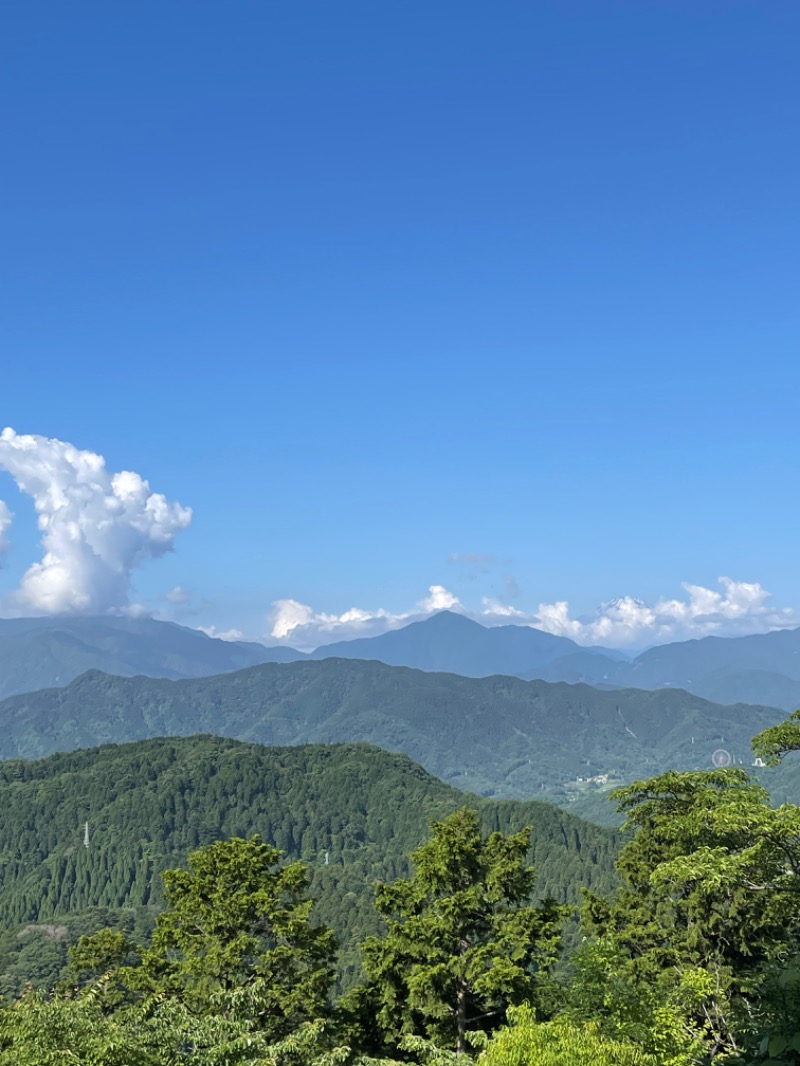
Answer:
xmin=0 ymin=657 xmax=789 ymax=811
xmin=0 ymin=615 xmax=300 ymax=700
xmin=4 ymin=610 xmax=800 ymax=711
xmin=306 ymin=612 xmax=800 ymax=710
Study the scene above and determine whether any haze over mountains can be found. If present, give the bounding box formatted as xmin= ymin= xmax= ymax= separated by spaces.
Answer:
xmin=0 ymin=615 xmax=302 ymax=701
xmin=307 ymin=611 xmax=800 ymax=710
xmin=4 ymin=610 xmax=800 ymax=711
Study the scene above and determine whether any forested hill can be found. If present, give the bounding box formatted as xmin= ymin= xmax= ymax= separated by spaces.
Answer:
xmin=0 ymin=658 xmax=786 ymax=801
xmin=0 ymin=735 xmax=619 ymax=993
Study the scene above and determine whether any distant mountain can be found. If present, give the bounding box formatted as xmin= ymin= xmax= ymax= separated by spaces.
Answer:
xmin=527 ymin=650 xmax=628 ymax=686
xmin=305 ymin=612 xmax=800 ymax=709
xmin=309 ymin=610 xmax=621 ymax=676
xmin=689 ymin=669 xmax=800 ymax=710
xmin=3 ymin=610 xmax=800 ymax=714
xmin=520 ymin=627 xmax=800 ymax=710
xmin=0 ymin=658 xmax=785 ymax=804
xmin=623 ymin=628 xmax=800 ymax=701
xmin=0 ymin=735 xmax=619 ymax=995
xmin=0 ymin=616 xmax=305 ymax=700
xmin=539 ymin=630 xmax=800 ymax=710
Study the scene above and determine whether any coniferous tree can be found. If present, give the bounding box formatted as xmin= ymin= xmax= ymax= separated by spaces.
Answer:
xmin=134 ymin=835 xmax=336 ymax=1039
xmin=359 ymin=807 xmax=565 ymax=1054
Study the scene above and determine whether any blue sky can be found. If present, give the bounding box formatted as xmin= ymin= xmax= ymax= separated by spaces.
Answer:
xmin=2 ymin=1 xmax=799 ymax=648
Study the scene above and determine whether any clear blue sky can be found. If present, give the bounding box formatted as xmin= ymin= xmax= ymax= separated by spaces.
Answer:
xmin=2 ymin=1 xmax=799 ymax=646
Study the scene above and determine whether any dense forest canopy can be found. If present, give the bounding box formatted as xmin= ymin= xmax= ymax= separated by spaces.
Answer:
xmin=4 ymin=709 xmax=800 ymax=1065
xmin=0 ymin=736 xmax=618 ymax=997
xmin=0 ymin=658 xmax=790 ymax=811
xmin=2 ymin=712 xmax=800 ymax=1061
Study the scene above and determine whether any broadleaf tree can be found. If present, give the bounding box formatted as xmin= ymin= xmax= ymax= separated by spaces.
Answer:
xmin=581 ymin=769 xmax=800 ymax=1061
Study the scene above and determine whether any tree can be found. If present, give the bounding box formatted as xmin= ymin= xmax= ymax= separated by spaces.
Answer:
xmin=135 ymin=835 xmax=336 ymax=1039
xmin=65 ymin=927 xmax=140 ymax=1009
xmin=0 ymin=990 xmax=151 ymax=1066
xmin=753 ymin=709 xmax=800 ymax=765
xmin=359 ymin=807 xmax=565 ymax=1054
xmin=581 ymin=769 xmax=800 ymax=1061
xmin=478 ymin=1005 xmax=657 ymax=1066
xmin=0 ymin=986 xmax=349 ymax=1066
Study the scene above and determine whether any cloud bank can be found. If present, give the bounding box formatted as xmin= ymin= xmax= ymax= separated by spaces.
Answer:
xmin=0 ymin=428 xmax=192 ymax=615
xmin=525 ymin=578 xmax=799 ymax=647
xmin=267 ymin=577 xmax=799 ymax=651
xmin=269 ymin=584 xmax=464 ymax=648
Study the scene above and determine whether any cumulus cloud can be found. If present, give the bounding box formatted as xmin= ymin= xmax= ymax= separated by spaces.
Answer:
xmin=165 ymin=585 xmax=191 ymax=605
xmin=269 ymin=584 xmax=463 ymax=649
xmin=524 ymin=578 xmax=800 ymax=647
xmin=419 ymin=584 xmax=462 ymax=612
xmin=0 ymin=500 xmax=11 ymax=565
xmin=0 ymin=428 xmax=192 ymax=615
xmin=268 ymin=577 xmax=800 ymax=652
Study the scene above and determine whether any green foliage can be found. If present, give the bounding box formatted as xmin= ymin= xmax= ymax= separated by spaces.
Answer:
xmin=753 ymin=710 xmax=800 ymax=766
xmin=0 ymin=989 xmax=151 ymax=1066
xmin=0 ymin=736 xmax=618 ymax=994
xmin=135 ymin=836 xmax=335 ymax=1038
xmin=581 ymin=768 xmax=800 ymax=1061
xmin=478 ymin=1005 xmax=656 ymax=1066
xmin=361 ymin=808 xmax=565 ymax=1054
xmin=0 ymin=656 xmax=787 ymax=804
xmin=0 ymin=985 xmax=351 ymax=1066
xmin=0 ymin=906 xmax=156 ymax=1002
xmin=563 ymin=938 xmax=713 ymax=1065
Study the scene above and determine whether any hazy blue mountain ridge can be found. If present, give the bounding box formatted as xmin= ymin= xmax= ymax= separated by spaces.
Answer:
xmin=3 ymin=610 xmax=800 ymax=711
xmin=307 ymin=610 xmax=621 ymax=676
xmin=0 ymin=616 xmax=306 ymax=700
xmin=308 ymin=613 xmax=800 ymax=710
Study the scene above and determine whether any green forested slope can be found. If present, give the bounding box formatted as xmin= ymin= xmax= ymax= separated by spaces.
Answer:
xmin=0 ymin=658 xmax=785 ymax=802
xmin=0 ymin=736 xmax=619 ymax=995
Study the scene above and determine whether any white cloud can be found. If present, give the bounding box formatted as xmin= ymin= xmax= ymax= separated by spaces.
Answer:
xmin=0 ymin=500 xmax=11 ymax=565
xmin=268 ymin=584 xmax=463 ymax=649
xmin=197 ymin=625 xmax=245 ymax=642
xmin=0 ymin=428 xmax=192 ymax=615
xmin=480 ymin=597 xmax=527 ymax=619
xmin=268 ymin=577 xmax=800 ymax=653
xmin=526 ymin=578 xmax=800 ymax=647
xmin=269 ymin=599 xmax=398 ymax=646
xmin=419 ymin=584 xmax=462 ymax=612
xmin=165 ymin=585 xmax=191 ymax=605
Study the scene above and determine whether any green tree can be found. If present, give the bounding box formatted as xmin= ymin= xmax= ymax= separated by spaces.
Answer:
xmin=359 ymin=807 xmax=565 ymax=1054
xmin=752 ymin=710 xmax=800 ymax=765
xmin=0 ymin=990 xmax=151 ymax=1066
xmin=748 ymin=714 xmax=800 ymax=1064
xmin=135 ymin=835 xmax=336 ymax=1039
xmin=479 ymin=1005 xmax=657 ymax=1066
xmin=581 ymin=769 xmax=800 ymax=1061
xmin=562 ymin=938 xmax=711 ymax=1066
xmin=0 ymin=986 xmax=349 ymax=1066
